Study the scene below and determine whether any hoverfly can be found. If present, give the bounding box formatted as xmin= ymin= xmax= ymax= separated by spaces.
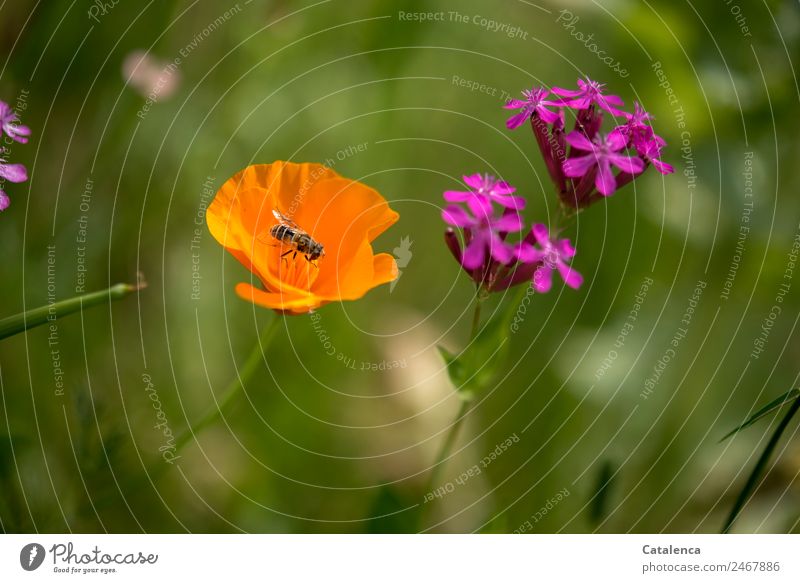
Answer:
xmin=265 ymin=209 xmax=325 ymax=266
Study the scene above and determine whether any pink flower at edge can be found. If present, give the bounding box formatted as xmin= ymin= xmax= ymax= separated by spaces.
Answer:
xmin=562 ymin=132 xmax=644 ymax=196
xmin=444 ymin=173 xmax=526 ymax=210
xmin=442 ymin=196 xmax=523 ymax=270
xmin=504 ymin=87 xmax=560 ymax=129
xmin=0 ymin=160 xmax=27 ymax=183
xmin=0 ymin=100 xmax=31 ymax=144
xmin=0 ymin=190 xmax=9 ymax=211
xmin=516 ymin=224 xmax=583 ymax=292
xmin=552 ymin=77 xmax=626 ymax=117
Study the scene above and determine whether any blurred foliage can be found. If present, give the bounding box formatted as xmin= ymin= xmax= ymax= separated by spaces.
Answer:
xmin=1 ymin=0 xmax=800 ymax=533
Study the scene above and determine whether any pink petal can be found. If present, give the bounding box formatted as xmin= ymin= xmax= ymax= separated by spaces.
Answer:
xmin=653 ymin=159 xmax=674 ymax=174
xmin=5 ymin=123 xmax=30 ymax=143
xmin=566 ymin=96 xmax=592 ymax=109
xmin=536 ymin=106 xmax=560 ymax=124
xmin=563 ymin=154 xmax=596 ymax=178
xmin=462 ymin=238 xmax=486 ymax=269
xmin=564 ymin=131 xmax=594 ymax=151
xmin=493 ymin=194 xmax=526 ymax=210
xmin=494 ymin=211 xmax=524 ymax=232
xmin=606 ymin=132 xmax=628 ymax=151
xmin=463 ymin=174 xmax=484 ymax=190
xmin=7 ymin=123 xmax=31 ymax=136
xmin=531 ymin=223 xmax=550 ymax=246
xmin=599 ymin=102 xmax=626 ymax=116
xmin=503 ymin=99 xmax=527 ymax=109
xmin=0 ymin=190 xmax=9 ymax=211
xmin=556 ymin=238 xmax=576 ymax=258
xmin=489 ymin=234 xmax=514 ymax=264
xmin=443 ymin=190 xmax=472 ymax=203
xmin=551 ymin=86 xmax=582 ymax=97
xmin=506 ymin=111 xmax=530 ymax=129
xmin=442 ymin=205 xmax=474 ymax=228
xmin=601 ymin=94 xmax=624 ymax=106
xmin=0 ymin=163 xmax=27 ymax=183
xmin=516 ymin=242 xmax=541 ymax=263
xmin=466 ymin=195 xmax=492 ymax=220
xmin=594 ymin=160 xmax=616 ymax=196
xmin=608 ymin=153 xmax=645 ymax=175
xmin=609 ymin=126 xmax=627 ymax=140
xmin=491 ymin=180 xmax=516 ymax=195
xmin=532 ymin=265 xmax=553 ymax=293
xmin=557 ymin=261 xmax=583 ymax=289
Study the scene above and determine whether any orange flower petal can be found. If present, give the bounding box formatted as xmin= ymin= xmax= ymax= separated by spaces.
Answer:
xmin=208 ymin=161 xmax=399 ymax=314
xmin=372 ymin=252 xmax=400 ymax=286
xmin=235 ymin=282 xmax=321 ymax=314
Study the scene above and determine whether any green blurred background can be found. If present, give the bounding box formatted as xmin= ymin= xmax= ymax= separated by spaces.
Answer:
xmin=1 ymin=0 xmax=800 ymax=533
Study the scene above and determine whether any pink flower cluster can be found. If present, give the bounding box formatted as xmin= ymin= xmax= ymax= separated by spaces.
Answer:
xmin=0 ymin=99 xmax=31 ymax=212
xmin=505 ymin=77 xmax=673 ymax=206
xmin=442 ymin=77 xmax=672 ymax=294
xmin=442 ymin=173 xmax=581 ymax=293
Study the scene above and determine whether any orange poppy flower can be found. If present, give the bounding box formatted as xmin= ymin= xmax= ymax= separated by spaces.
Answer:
xmin=207 ymin=161 xmax=399 ymax=314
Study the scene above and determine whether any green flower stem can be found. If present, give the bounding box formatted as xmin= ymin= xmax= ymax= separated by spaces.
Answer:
xmin=420 ymin=297 xmax=485 ymax=530
xmin=174 ymin=316 xmax=281 ymax=453
xmin=433 ymin=291 xmax=486 ymax=483
xmin=470 ymin=293 xmax=483 ymax=340
xmin=722 ymin=395 xmax=800 ymax=533
xmin=423 ymin=396 xmax=472 ymax=497
xmin=0 ymin=282 xmax=142 ymax=341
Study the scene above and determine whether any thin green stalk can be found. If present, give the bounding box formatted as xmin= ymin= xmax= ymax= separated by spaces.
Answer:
xmin=0 ymin=282 xmax=142 ymax=341
xmin=174 ymin=316 xmax=281 ymax=452
xmin=423 ymin=396 xmax=471 ymax=497
xmin=722 ymin=395 xmax=800 ymax=533
xmin=420 ymin=298 xmax=484 ymax=530
xmin=470 ymin=294 xmax=483 ymax=339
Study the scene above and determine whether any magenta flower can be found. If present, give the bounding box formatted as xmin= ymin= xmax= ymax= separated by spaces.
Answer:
xmin=442 ymin=197 xmax=522 ymax=269
xmin=611 ymin=102 xmax=665 ymax=154
xmin=504 ymin=87 xmax=560 ymax=129
xmin=0 ymin=160 xmax=28 ymax=183
xmin=516 ymin=224 xmax=583 ymax=292
xmin=639 ymin=140 xmax=674 ymax=175
xmin=623 ymin=101 xmax=652 ymax=124
xmin=0 ymin=101 xmax=31 ymax=144
xmin=562 ymin=132 xmax=644 ymax=196
xmin=0 ymin=190 xmax=9 ymax=211
xmin=552 ymin=78 xmax=626 ymax=116
xmin=444 ymin=173 xmax=525 ymax=210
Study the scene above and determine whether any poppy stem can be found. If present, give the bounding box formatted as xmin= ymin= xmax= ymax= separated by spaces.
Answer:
xmin=174 ymin=315 xmax=282 ymax=452
xmin=721 ymin=395 xmax=800 ymax=533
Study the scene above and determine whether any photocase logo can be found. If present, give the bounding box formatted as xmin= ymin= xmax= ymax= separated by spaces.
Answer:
xmin=19 ymin=543 xmax=45 ymax=571
xmin=390 ymin=236 xmax=413 ymax=293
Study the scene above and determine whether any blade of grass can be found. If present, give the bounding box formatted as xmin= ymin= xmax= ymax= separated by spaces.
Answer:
xmin=0 ymin=282 xmax=144 ymax=341
xmin=722 ymin=394 xmax=800 ymax=533
xmin=719 ymin=389 xmax=800 ymax=442
xmin=589 ymin=459 xmax=615 ymax=526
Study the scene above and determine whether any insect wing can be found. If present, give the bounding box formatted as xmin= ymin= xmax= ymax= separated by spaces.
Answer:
xmin=272 ymin=209 xmax=302 ymax=231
